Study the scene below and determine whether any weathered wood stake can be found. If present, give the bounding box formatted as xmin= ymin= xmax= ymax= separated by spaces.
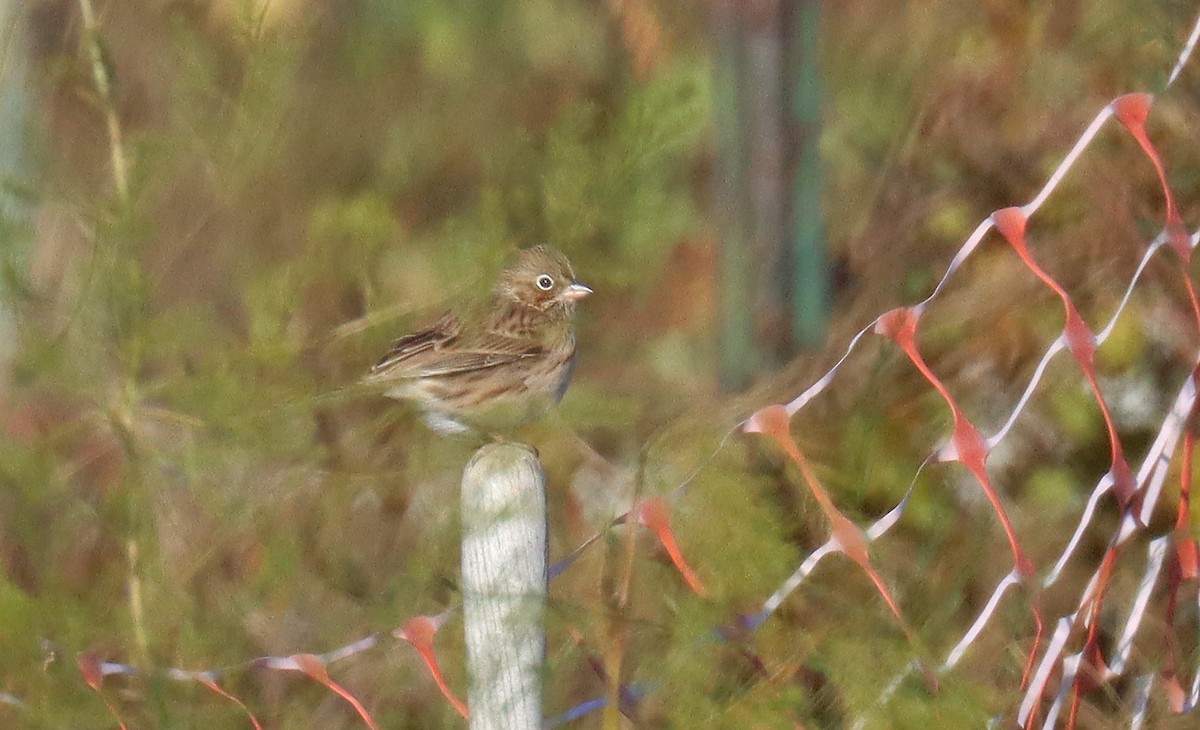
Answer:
xmin=461 ymin=443 xmax=547 ymax=730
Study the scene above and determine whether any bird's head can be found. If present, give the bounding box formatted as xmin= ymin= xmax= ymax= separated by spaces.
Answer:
xmin=495 ymin=244 xmax=592 ymax=319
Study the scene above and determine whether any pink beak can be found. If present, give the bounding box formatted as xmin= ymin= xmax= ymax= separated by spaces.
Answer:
xmin=560 ymin=282 xmax=593 ymax=302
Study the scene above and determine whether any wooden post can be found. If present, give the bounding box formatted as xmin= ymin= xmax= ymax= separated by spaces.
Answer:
xmin=712 ymin=0 xmax=759 ymax=391
xmin=461 ymin=443 xmax=547 ymax=730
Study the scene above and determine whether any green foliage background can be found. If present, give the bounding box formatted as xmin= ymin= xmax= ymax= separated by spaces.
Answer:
xmin=0 ymin=1 xmax=1198 ymax=728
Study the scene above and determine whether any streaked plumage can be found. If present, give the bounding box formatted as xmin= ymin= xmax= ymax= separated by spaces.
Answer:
xmin=366 ymin=245 xmax=591 ymax=435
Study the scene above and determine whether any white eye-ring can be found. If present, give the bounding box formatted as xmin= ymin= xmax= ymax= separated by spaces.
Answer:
xmin=535 ymin=274 xmax=555 ymax=291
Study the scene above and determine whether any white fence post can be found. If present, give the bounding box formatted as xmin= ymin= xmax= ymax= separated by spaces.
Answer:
xmin=461 ymin=443 xmax=547 ymax=730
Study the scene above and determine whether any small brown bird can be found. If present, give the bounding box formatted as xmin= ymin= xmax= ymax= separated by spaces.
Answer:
xmin=366 ymin=245 xmax=592 ymax=435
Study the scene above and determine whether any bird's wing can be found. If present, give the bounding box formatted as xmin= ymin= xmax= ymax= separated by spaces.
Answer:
xmin=370 ymin=313 xmax=461 ymax=372
xmin=369 ymin=315 xmax=541 ymax=380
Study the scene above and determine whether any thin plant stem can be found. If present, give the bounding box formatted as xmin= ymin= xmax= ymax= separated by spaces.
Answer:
xmin=76 ymin=0 xmax=129 ymax=204
xmin=602 ymin=449 xmax=648 ymax=729
xmin=76 ymin=0 xmax=146 ymax=660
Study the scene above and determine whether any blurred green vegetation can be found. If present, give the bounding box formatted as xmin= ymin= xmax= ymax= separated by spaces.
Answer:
xmin=0 ymin=1 xmax=1198 ymax=728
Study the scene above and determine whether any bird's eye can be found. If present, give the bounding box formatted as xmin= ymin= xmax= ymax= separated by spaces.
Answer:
xmin=535 ymin=274 xmax=555 ymax=291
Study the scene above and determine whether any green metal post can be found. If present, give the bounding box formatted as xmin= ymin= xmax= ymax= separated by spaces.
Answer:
xmin=0 ymin=0 xmax=29 ymax=375
xmin=786 ymin=0 xmax=829 ymax=349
